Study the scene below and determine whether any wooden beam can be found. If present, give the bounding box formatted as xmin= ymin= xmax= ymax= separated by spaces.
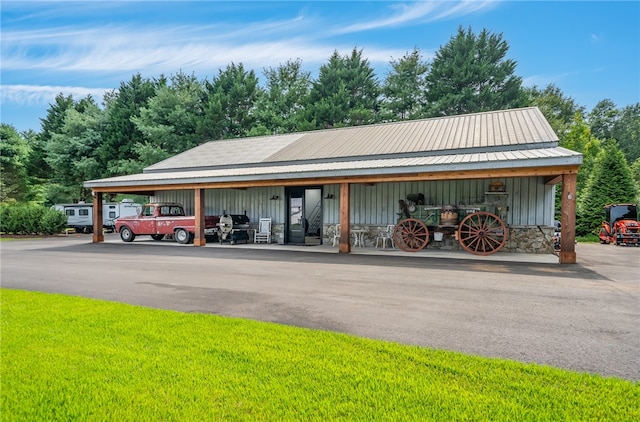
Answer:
xmin=544 ymin=175 xmax=563 ymax=185
xmin=559 ymin=173 xmax=577 ymax=264
xmin=92 ymin=192 xmax=104 ymax=243
xmin=89 ymin=165 xmax=580 ymax=193
xmin=339 ymin=183 xmax=351 ymax=254
xmin=193 ymin=188 xmax=206 ymax=247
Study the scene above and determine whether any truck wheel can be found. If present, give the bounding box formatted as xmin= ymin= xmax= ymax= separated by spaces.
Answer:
xmin=120 ymin=226 xmax=135 ymax=242
xmin=175 ymin=228 xmax=191 ymax=244
xmin=151 ymin=234 xmax=164 ymax=241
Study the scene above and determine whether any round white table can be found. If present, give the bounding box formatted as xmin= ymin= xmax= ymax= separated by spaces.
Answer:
xmin=351 ymin=229 xmax=368 ymax=247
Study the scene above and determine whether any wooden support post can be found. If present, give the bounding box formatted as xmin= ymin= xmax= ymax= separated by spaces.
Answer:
xmin=193 ymin=188 xmax=206 ymax=246
xmin=339 ymin=183 xmax=351 ymax=253
xmin=559 ymin=173 xmax=577 ymax=264
xmin=92 ymin=192 xmax=104 ymax=243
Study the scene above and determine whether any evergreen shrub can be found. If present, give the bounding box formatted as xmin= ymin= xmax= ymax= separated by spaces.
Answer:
xmin=0 ymin=203 xmax=67 ymax=235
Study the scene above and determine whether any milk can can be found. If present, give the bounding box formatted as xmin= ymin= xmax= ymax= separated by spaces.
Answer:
xmin=440 ymin=205 xmax=459 ymax=226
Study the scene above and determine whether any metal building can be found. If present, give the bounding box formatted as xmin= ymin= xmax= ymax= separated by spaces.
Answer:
xmin=84 ymin=107 xmax=582 ymax=263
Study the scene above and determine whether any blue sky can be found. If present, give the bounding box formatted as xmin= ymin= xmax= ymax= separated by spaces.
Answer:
xmin=2 ymin=1 xmax=639 ymax=133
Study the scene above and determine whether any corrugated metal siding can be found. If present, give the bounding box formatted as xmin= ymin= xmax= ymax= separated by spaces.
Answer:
xmin=153 ymin=176 xmax=554 ymax=228
xmin=320 ymin=177 xmax=554 ymax=227
xmin=153 ymin=187 xmax=285 ymax=225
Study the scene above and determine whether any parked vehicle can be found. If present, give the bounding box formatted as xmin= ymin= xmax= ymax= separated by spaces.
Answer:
xmin=598 ymin=204 xmax=639 ymax=246
xmin=553 ymin=220 xmax=561 ymax=252
xmin=52 ymin=199 xmax=141 ymax=233
xmin=114 ymin=202 xmax=220 ymax=244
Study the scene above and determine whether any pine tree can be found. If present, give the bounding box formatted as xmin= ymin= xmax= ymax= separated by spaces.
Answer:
xmin=99 ymin=74 xmax=159 ymax=176
xmin=425 ymin=26 xmax=527 ymax=116
xmin=577 ymin=141 xmax=638 ymax=235
xmin=254 ymin=59 xmax=312 ymax=134
xmin=306 ymin=48 xmax=380 ymax=128
xmin=200 ymin=63 xmax=261 ymax=139
xmin=381 ymin=48 xmax=429 ymax=121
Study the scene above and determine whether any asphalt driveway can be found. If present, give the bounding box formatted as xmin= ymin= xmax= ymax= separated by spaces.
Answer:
xmin=2 ymin=234 xmax=638 ymax=380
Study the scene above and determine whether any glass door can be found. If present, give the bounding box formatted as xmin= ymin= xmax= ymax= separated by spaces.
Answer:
xmin=287 ymin=188 xmax=305 ymax=244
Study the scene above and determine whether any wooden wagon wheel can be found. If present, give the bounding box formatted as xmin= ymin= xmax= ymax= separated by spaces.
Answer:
xmin=393 ymin=218 xmax=430 ymax=252
xmin=458 ymin=211 xmax=507 ymax=256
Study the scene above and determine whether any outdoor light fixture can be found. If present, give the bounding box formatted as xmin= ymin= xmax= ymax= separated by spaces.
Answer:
xmin=324 ymin=194 xmax=334 ymax=199
xmin=270 ymin=195 xmax=279 ymax=200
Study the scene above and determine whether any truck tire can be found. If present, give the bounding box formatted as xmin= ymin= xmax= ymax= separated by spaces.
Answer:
xmin=120 ymin=226 xmax=135 ymax=242
xmin=151 ymin=234 xmax=164 ymax=241
xmin=175 ymin=228 xmax=192 ymax=244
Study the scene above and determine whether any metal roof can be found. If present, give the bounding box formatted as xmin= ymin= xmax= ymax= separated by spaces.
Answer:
xmin=144 ymin=133 xmax=303 ymax=172
xmin=143 ymin=107 xmax=559 ymax=173
xmin=85 ymin=147 xmax=582 ymax=188
xmin=85 ymin=107 xmax=581 ymax=189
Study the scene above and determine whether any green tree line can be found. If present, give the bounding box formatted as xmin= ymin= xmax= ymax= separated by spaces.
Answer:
xmin=2 ymin=26 xmax=638 ymax=236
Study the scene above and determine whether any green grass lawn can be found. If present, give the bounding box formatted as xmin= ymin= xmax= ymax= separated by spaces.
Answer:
xmin=1 ymin=288 xmax=637 ymax=421
xmin=575 ymin=234 xmax=601 ymax=243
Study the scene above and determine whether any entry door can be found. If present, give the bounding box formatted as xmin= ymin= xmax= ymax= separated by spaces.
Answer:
xmin=287 ymin=188 xmax=305 ymax=244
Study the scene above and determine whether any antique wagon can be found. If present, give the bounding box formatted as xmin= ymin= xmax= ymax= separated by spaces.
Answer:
xmin=394 ymin=188 xmax=509 ymax=256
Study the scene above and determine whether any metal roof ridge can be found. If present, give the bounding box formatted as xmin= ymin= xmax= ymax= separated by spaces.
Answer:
xmin=141 ymin=140 xmax=561 ymax=174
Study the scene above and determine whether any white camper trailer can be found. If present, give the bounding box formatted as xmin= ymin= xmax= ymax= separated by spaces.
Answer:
xmin=52 ymin=199 xmax=141 ymax=233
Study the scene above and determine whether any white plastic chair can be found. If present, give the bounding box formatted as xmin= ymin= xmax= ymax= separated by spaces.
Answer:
xmin=254 ymin=218 xmax=272 ymax=244
xmin=332 ymin=224 xmax=340 ymax=247
xmin=375 ymin=224 xmax=396 ymax=249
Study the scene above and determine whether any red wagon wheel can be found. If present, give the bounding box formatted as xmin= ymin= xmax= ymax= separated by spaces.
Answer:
xmin=393 ymin=218 xmax=430 ymax=252
xmin=458 ymin=211 xmax=507 ymax=256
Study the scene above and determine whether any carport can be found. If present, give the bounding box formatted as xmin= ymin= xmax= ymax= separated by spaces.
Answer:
xmin=84 ymin=107 xmax=582 ymax=263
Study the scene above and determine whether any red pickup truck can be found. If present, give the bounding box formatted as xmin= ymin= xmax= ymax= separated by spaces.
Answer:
xmin=115 ymin=202 xmax=219 ymax=244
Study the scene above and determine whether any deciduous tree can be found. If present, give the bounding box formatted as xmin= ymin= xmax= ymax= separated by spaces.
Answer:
xmin=588 ymin=99 xmax=618 ymax=140
xmin=526 ymin=84 xmax=585 ymax=141
xmin=611 ymin=103 xmax=640 ymax=164
xmin=44 ymin=96 xmax=104 ymax=202
xmin=0 ymin=124 xmax=31 ymax=202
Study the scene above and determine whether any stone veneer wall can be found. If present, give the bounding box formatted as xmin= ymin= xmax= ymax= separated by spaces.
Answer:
xmin=322 ymin=224 xmax=556 ymax=254
xmin=503 ymin=226 xmax=555 ymax=254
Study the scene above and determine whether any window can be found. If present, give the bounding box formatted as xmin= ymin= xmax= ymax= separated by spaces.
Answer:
xmin=170 ymin=207 xmax=184 ymax=216
xmin=66 ymin=210 xmax=75 ymax=216
xmin=79 ymin=209 xmax=89 ymax=216
xmin=109 ymin=211 xmax=116 ymax=218
xmin=143 ymin=206 xmax=154 ymax=217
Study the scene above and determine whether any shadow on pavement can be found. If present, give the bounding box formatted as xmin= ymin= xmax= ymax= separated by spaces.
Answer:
xmin=36 ymin=240 xmax=607 ymax=281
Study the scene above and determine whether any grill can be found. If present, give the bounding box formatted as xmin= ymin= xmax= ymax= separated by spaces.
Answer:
xmin=217 ymin=214 xmax=250 ymax=244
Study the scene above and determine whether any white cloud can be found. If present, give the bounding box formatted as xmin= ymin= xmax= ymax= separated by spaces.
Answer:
xmin=336 ymin=0 xmax=499 ymax=34
xmin=0 ymin=84 xmax=112 ymax=105
xmin=0 ymin=0 xmax=493 ymax=111
xmin=2 ymin=20 xmax=409 ymax=79
xmin=522 ymin=71 xmax=576 ymax=88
